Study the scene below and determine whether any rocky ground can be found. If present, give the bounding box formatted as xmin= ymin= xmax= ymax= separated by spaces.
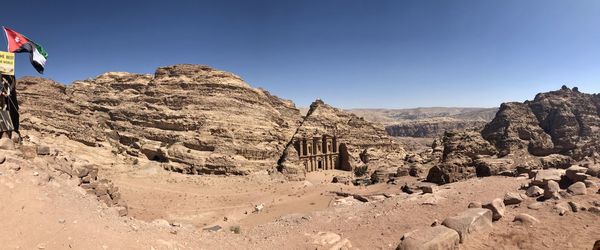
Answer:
xmin=2 ymin=130 xmax=599 ymax=249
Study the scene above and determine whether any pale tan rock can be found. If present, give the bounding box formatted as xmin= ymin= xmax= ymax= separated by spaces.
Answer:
xmin=543 ymin=180 xmax=561 ymax=200
xmin=527 ymin=202 xmax=543 ymax=210
xmin=0 ymin=138 xmax=15 ymax=150
xmin=513 ymin=213 xmax=539 ymax=225
xmin=503 ymin=192 xmax=524 ymax=205
xmin=567 ymin=182 xmax=587 ymax=195
xmin=397 ymin=226 xmax=460 ymax=250
xmin=526 ymin=186 xmax=544 ymax=197
xmin=441 ymin=208 xmax=493 ymax=243
xmin=532 ymin=169 xmax=565 ymax=186
xmin=554 ymin=202 xmax=570 ymax=216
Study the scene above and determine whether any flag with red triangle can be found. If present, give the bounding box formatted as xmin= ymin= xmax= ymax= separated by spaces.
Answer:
xmin=3 ymin=27 xmax=48 ymax=74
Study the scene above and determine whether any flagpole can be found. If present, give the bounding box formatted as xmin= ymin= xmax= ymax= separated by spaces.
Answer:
xmin=1 ymin=26 xmax=7 ymax=51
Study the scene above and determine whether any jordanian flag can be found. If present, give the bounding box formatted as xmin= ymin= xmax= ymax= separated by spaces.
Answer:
xmin=3 ymin=27 xmax=48 ymax=74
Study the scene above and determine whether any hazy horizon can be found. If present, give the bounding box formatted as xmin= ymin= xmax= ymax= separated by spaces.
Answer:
xmin=3 ymin=0 xmax=600 ymax=109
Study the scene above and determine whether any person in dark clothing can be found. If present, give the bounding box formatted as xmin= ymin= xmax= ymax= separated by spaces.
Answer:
xmin=0 ymin=74 xmax=19 ymax=139
xmin=7 ymin=75 xmax=19 ymax=134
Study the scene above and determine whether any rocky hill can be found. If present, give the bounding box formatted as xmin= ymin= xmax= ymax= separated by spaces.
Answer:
xmin=482 ymin=86 xmax=600 ymax=159
xmin=347 ymin=107 xmax=497 ymax=137
xmin=19 ymin=65 xmax=303 ymax=176
xmin=427 ymin=86 xmax=600 ymax=184
xmin=17 ymin=64 xmax=404 ymax=179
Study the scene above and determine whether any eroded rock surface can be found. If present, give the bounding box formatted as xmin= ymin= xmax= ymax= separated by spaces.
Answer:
xmin=20 ymin=65 xmax=304 ymax=175
xmin=483 ymin=86 xmax=600 ymax=159
xmin=19 ymin=65 xmax=405 ymax=178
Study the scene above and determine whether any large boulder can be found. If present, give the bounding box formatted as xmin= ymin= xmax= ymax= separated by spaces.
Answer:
xmin=531 ymin=169 xmax=565 ymax=186
xmin=441 ymin=208 xmax=493 ymax=243
xmin=426 ymin=163 xmax=475 ymax=185
xmin=540 ymin=154 xmax=573 ymax=169
xmin=474 ymin=157 xmax=515 ymax=177
xmin=441 ymin=131 xmax=497 ymax=164
xmin=503 ymin=192 xmax=524 ymax=205
xmin=543 ymin=180 xmax=561 ymax=200
xmin=567 ymin=182 xmax=587 ymax=195
xmin=397 ymin=226 xmax=460 ymax=250
xmin=526 ymin=186 xmax=544 ymax=197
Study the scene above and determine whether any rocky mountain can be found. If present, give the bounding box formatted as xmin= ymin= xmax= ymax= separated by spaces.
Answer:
xmin=427 ymin=86 xmax=600 ymax=184
xmin=17 ymin=64 xmax=405 ymax=179
xmin=347 ymin=107 xmax=497 ymax=137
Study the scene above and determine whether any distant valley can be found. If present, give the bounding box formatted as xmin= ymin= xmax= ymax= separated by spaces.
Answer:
xmin=313 ymin=107 xmax=498 ymax=138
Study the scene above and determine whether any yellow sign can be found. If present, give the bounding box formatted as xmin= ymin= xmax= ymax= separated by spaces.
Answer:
xmin=0 ymin=51 xmax=15 ymax=75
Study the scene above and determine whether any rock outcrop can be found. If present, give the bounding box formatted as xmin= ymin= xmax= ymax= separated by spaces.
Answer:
xmin=426 ymin=131 xmax=497 ymax=184
xmin=482 ymin=86 xmax=600 ymax=159
xmin=427 ymin=86 xmax=600 ymax=184
xmin=18 ymin=77 xmax=106 ymax=146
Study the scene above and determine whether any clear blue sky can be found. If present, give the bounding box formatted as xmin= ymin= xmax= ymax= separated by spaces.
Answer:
xmin=2 ymin=0 xmax=600 ymax=108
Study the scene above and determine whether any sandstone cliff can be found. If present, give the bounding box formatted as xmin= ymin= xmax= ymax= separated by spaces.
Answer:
xmin=18 ymin=77 xmax=106 ymax=146
xmin=19 ymin=65 xmax=303 ymax=175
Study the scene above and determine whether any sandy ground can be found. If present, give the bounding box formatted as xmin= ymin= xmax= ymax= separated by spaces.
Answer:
xmin=1 ymin=133 xmax=599 ymax=249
